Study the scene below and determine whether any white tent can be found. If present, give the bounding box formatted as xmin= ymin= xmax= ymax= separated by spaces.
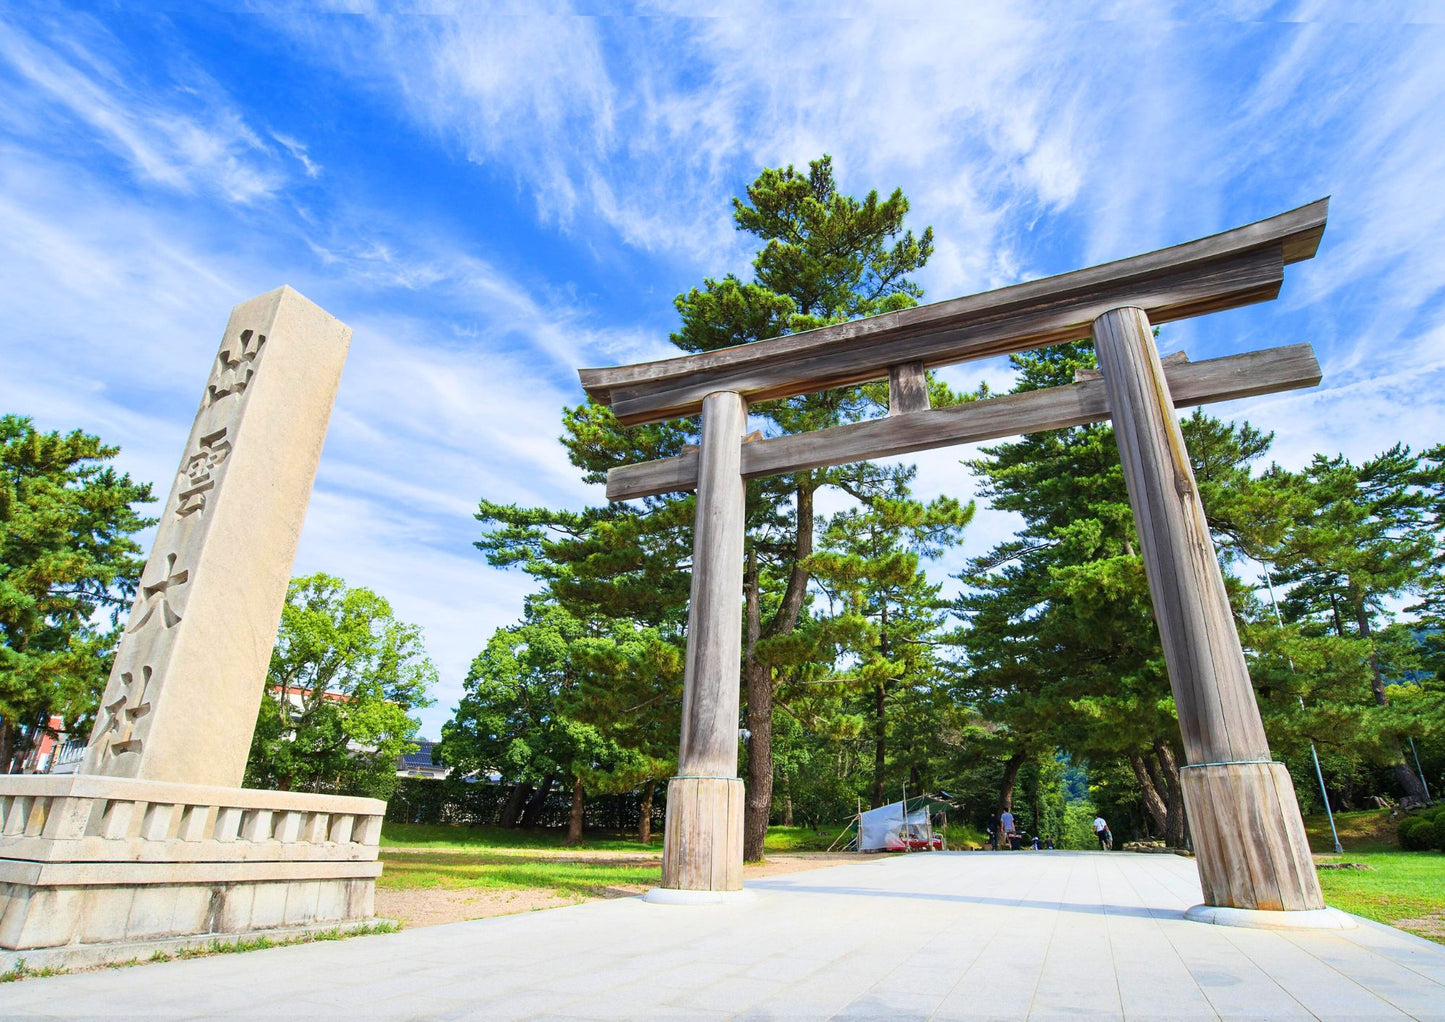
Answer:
xmin=858 ymin=799 xmax=932 ymax=852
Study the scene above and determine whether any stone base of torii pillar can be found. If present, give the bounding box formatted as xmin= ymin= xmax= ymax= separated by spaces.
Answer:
xmin=0 ymin=288 xmax=386 ymax=968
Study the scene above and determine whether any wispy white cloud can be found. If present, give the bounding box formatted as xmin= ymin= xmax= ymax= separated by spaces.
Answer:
xmin=5 ymin=6 xmax=1445 ymax=737
xmin=0 ymin=14 xmax=290 ymax=203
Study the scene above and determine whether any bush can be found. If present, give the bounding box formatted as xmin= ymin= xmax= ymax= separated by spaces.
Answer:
xmin=1397 ymin=815 xmax=1435 ymax=851
xmin=1428 ymin=820 xmax=1445 ymax=852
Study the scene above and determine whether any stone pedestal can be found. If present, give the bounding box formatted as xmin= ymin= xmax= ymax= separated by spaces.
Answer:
xmin=0 ymin=775 xmax=382 ymax=965
xmin=1179 ymin=762 xmax=1323 ymax=911
xmin=660 ymin=777 xmax=744 ymax=892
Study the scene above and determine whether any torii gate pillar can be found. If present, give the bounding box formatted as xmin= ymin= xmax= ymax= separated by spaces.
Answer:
xmin=661 ymin=391 xmax=747 ymax=892
xmin=1093 ymin=307 xmax=1324 ymax=912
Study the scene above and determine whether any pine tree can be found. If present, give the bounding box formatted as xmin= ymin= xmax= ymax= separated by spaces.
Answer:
xmin=0 ymin=414 xmax=153 ymax=767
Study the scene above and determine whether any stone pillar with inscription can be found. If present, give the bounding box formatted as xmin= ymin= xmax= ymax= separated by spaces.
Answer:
xmin=81 ymin=285 xmax=350 ymax=787
xmin=0 ymin=287 xmax=396 ymax=969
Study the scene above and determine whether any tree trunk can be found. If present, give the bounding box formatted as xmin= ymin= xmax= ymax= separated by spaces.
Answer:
xmin=871 ymin=606 xmax=893 ymax=810
xmin=997 ymin=750 xmax=1026 ymax=815
xmin=743 ymin=547 xmax=773 ymax=862
xmin=563 ymin=776 xmax=584 ymax=845
xmin=638 ymin=779 xmax=655 ymax=844
xmin=1129 ymin=753 xmax=1169 ymax=837
xmin=1152 ymin=739 xmax=1189 ymax=848
xmin=520 ymin=776 xmax=555 ymax=827
xmin=741 ymin=481 xmax=815 ymax=861
xmin=1354 ymin=600 xmax=1430 ymax=802
xmin=871 ymin=682 xmax=887 ymax=808
xmin=0 ymin=722 xmax=12 ymax=774
xmin=499 ymin=782 xmax=532 ymax=828
xmin=783 ymin=790 xmax=794 ymax=827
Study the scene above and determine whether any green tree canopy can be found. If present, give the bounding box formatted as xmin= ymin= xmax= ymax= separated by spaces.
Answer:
xmin=0 ymin=414 xmax=153 ymax=765
xmin=246 ymin=573 xmax=436 ymax=799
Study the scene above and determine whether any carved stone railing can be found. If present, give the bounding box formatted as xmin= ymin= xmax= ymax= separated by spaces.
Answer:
xmin=0 ymin=775 xmax=382 ymax=864
xmin=0 ymin=774 xmax=384 ymax=952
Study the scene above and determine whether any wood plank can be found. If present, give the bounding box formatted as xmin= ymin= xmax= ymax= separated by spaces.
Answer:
xmin=606 ymin=248 xmax=1284 ymax=425
xmin=581 ymin=199 xmax=1326 ymax=425
xmin=889 ymin=361 xmax=929 ymax=415
xmin=606 ymin=344 xmax=1320 ymax=501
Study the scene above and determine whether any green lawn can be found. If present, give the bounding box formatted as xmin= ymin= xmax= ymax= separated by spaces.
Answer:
xmin=1301 ymin=808 xmax=1445 ymax=944
xmin=378 ymin=850 xmax=660 ymax=895
xmin=383 ymin=821 xmax=855 ymax=854
xmin=1314 ymin=852 xmax=1445 ymax=937
xmin=380 ymin=822 xmax=657 ymax=853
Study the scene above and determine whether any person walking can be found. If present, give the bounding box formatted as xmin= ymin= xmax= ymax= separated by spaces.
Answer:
xmin=1092 ymin=815 xmax=1112 ymax=851
xmin=987 ymin=810 xmax=1000 ymax=851
xmin=1000 ymin=808 xmax=1015 ymax=849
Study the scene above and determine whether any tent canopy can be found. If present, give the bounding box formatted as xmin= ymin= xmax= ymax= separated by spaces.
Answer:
xmin=857 ymin=796 xmax=946 ymax=852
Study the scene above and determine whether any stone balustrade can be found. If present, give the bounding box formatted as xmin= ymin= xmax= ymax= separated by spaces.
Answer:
xmin=0 ymin=774 xmax=384 ymax=952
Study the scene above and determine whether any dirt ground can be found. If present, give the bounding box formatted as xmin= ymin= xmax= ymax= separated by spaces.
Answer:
xmin=375 ymin=851 xmax=873 ymax=929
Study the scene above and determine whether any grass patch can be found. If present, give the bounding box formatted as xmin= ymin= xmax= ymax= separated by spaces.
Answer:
xmin=761 ymin=825 xmax=848 ymax=852
xmin=1314 ymin=850 xmax=1445 ymax=943
xmin=380 ymin=822 xmax=655 ymax=852
xmin=378 ymin=849 xmax=659 ymax=896
xmin=0 ymin=960 xmax=64 ymax=983
xmin=0 ymin=921 xmax=400 ymax=983
xmin=1302 ymin=808 xmax=1399 ymax=854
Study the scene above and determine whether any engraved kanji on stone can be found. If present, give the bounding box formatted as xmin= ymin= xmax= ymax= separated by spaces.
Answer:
xmin=205 ymin=327 xmax=266 ymax=406
xmin=127 ymin=553 xmax=189 ymax=632
xmin=176 ymin=428 xmax=232 ymax=518
xmin=92 ymin=665 xmax=153 ymax=757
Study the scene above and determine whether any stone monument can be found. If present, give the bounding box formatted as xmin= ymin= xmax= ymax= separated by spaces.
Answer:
xmin=0 ymin=287 xmax=386 ymax=967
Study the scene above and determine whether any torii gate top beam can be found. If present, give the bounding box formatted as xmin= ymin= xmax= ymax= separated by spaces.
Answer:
xmin=579 ymin=199 xmax=1327 ymax=426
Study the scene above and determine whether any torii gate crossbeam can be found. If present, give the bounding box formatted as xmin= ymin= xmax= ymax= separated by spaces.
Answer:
xmin=580 ymin=200 xmax=1331 ymax=917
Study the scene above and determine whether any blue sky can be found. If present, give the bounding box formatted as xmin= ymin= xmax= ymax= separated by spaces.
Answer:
xmin=2 ymin=3 xmax=1443 ymax=740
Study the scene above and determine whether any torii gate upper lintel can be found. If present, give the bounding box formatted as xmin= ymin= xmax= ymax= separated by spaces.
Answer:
xmin=580 ymin=199 xmax=1332 ymax=916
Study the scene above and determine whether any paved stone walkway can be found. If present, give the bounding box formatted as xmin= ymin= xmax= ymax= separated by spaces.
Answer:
xmin=1 ymin=851 xmax=1442 ymax=1020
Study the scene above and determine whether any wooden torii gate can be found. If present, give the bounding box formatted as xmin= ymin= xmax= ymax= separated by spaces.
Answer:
xmin=580 ymin=200 xmax=1330 ymax=914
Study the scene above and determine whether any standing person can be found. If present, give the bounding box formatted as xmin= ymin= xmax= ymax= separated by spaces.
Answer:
xmin=1092 ymin=815 xmax=1112 ymax=850
xmin=987 ymin=810 xmax=1000 ymax=851
xmin=1000 ymin=808 xmax=1015 ymax=849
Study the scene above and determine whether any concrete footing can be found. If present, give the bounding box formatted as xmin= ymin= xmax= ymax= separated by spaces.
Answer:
xmin=1184 ymin=903 xmax=1358 ymax=929
xmin=641 ymin=887 xmax=756 ymax=907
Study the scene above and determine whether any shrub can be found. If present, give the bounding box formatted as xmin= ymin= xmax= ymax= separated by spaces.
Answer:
xmin=1429 ymin=820 xmax=1445 ymax=853
xmin=1397 ymin=816 xmax=1434 ymax=851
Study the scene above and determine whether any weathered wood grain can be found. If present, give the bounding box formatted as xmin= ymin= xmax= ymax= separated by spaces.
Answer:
xmin=1093 ymin=308 xmax=1273 ymax=764
xmin=606 ymin=344 xmax=1320 ymax=501
xmin=1180 ymin=763 xmax=1324 ymax=910
xmin=661 ymin=777 xmax=744 ymax=891
xmin=676 ymin=391 xmax=747 ymax=777
xmin=581 ymin=199 xmax=1326 ymax=425
xmin=1095 ymin=307 xmax=1323 ymax=913
xmin=889 ymin=361 xmax=929 ymax=415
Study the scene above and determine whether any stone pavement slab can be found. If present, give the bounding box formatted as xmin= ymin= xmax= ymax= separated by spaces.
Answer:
xmin=1 ymin=851 xmax=1442 ymax=1020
